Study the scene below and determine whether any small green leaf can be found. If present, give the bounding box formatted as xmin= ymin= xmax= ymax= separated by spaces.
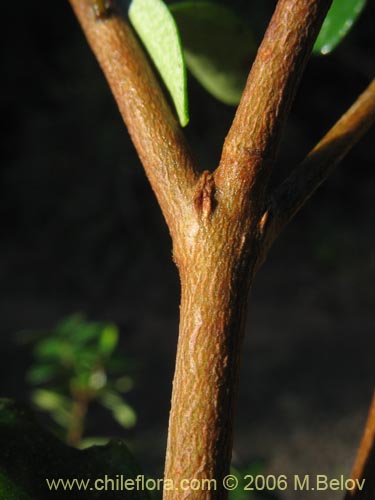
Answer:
xmin=170 ymin=2 xmax=256 ymax=105
xmin=56 ymin=314 xmax=102 ymax=344
xmin=112 ymin=404 xmax=137 ymax=428
xmin=314 ymin=0 xmax=367 ymax=55
xmin=100 ymin=392 xmax=137 ymax=428
xmin=129 ymin=0 xmax=189 ymax=126
xmin=34 ymin=338 xmax=74 ymax=364
xmin=98 ymin=324 xmax=119 ymax=356
xmin=78 ymin=437 xmax=110 ymax=449
xmin=31 ymin=389 xmax=70 ymax=413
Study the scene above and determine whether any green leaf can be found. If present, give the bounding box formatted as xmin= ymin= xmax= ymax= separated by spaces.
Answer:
xmin=112 ymin=404 xmax=137 ymax=428
xmin=314 ymin=0 xmax=367 ymax=55
xmin=98 ymin=324 xmax=119 ymax=356
xmin=56 ymin=314 xmax=103 ymax=344
xmin=129 ymin=0 xmax=189 ymax=126
xmin=34 ymin=338 xmax=74 ymax=364
xmin=31 ymin=389 xmax=70 ymax=413
xmin=100 ymin=392 xmax=137 ymax=428
xmin=55 ymin=313 xmax=86 ymax=338
xmin=170 ymin=2 xmax=256 ymax=105
xmin=0 ymin=399 xmax=149 ymax=499
xmin=78 ymin=437 xmax=110 ymax=449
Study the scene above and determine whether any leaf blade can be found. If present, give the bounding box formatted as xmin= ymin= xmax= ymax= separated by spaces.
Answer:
xmin=129 ymin=0 xmax=189 ymax=126
xmin=170 ymin=1 xmax=256 ymax=105
xmin=314 ymin=0 xmax=367 ymax=55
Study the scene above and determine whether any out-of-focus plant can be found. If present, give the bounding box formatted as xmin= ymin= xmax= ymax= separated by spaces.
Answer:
xmin=229 ymin=461 xmax=280 ymax=500
xmin=23 ymin=314 xmax=136 ymax=447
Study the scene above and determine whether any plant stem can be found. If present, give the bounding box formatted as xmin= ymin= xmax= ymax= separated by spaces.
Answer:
xmin=262 ymin=79 xmax=375 ymax=257
xmin=67 ymin=1 xmax=375 ymax=498
xmin=68 ymin=0 xmax=199 ymax=236
xmin=66 ymin=395 xmax=89 ymax=447
xmin=344 ymin=391 xmax=375 ymax=500
xmin=216 ymin=0 xmax=332 ymax=203
xmin=164 ymin=204 xmax=259 ymax=499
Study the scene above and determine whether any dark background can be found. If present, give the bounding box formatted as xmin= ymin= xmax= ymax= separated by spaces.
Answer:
xmin=1 ymin=1 xmax=374 ymax=498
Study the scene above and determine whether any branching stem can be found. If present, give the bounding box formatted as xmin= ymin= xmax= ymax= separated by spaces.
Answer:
xmin=261 ymin=79 xmax=375 ymax=258
xmin=67 ymin=0 xmax=375 ymax=498
xmin=68 ymin=0 xmax=199 ymax=236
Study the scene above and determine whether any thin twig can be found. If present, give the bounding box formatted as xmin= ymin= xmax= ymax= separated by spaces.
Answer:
xmin=261 ymin=79 xmax=375 ymax=256
xmin=345 ymin=391 xmax=375 ymax=500
xmin=68 ymin=0 xmax=199 ymax=234
xmin=215 ymin=0 xmax=332 ymax=208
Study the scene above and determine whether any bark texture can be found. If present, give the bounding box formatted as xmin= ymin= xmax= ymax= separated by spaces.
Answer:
xmin=68 ymin=0 xmax=199 ymax=236
xmin=68 ymin=0 xmax=375 ymax=499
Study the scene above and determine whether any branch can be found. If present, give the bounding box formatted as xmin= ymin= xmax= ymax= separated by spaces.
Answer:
xmin=344 ymin=391 xmax=375 ymax=500
xmin=215 ymin=0 xmax=332 ymax=207
xmin=261 ymin=79 xmax=375 ymax=255
xmin=68 ymin=0 xmax=199 ymax=234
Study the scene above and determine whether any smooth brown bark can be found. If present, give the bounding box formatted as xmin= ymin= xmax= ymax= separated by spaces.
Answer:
xmin=67 ymin=1 xmax=374 ymax=499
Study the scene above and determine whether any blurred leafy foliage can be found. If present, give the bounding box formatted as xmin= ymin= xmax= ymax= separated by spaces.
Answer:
xmin=128 ymin=0 xmax=368 ymax=109
xmin=230 ymin=461 xmax=280 ymax=500
xmin=23 ymin=314 xmax=136 ymax=447
xmin=0 ymin=399 xmax=148 ymax=499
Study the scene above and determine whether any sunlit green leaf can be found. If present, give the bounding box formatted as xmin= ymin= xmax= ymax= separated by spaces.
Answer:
xmin=100 ymin=392 xmax=137 ymax=428
xmin=314 ymin=0 xmax=367 ymax=55
xmin=170 ymin=2 xmax=256 ymax=105
xmin=113 ymin=404 xmax=137 ymax=428
xmin=31 ymin=389 xmax=70 ymax=413
xmin=99 ymin=391 xmax=122 ymax=409
xmin=98 ymin=324 xmax=119 ymax=356
xmin=129 ymin=0 xmax=189 ymax=126
xmin=78 ymin=437 xmax=110 ymax=449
